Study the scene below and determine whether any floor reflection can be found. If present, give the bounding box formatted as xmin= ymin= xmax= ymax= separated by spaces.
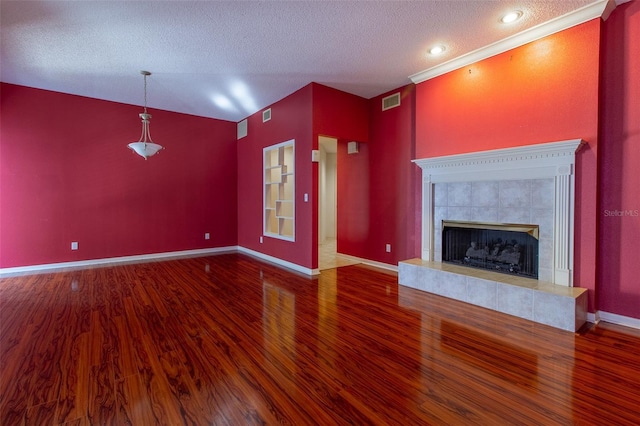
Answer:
xmin=262 ymin=281 xmax=296 ymax=363
xmin=317 ymin=271 xmax=338 ymax=369
xmin=439 ymin=320 xmax=539 ymax=387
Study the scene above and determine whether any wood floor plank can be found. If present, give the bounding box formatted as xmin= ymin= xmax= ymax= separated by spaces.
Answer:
xmin=28 ymin=319 xmax=66 ymax=407
xmin=114 ymin=373 xmax=158 ymax=425
xmin=55 ymin=332 xmax=89 ymax=425
xmin=2 ymin=253 xmax=640 ymax=425
xmin=24 ymin=400 xmax=57 ymax=426
xmin=86 ymin=362 xmax=115 ymax=425
xmin=134 ymin=327 xmax=191 ymax=425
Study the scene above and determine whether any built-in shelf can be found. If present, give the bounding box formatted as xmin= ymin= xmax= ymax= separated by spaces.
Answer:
xmin=264 ymin=140 xmax=295 ymax=241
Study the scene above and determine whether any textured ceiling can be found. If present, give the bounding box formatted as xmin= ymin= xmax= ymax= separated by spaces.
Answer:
xmin=1 ymin=0 xmax=602 ymax=122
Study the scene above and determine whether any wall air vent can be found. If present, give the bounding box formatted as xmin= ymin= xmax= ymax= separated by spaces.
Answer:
xmin=263 ymin=108 xmax=272 ymax=122
xmin=237 ymin=119 xmax=248 ymax=139
xmin=382 ymin=92 xmax=401 ymax=111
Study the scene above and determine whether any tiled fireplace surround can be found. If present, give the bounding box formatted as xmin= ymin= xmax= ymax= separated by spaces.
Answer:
xmin=398 ymin=140 xmax=588 ymax=331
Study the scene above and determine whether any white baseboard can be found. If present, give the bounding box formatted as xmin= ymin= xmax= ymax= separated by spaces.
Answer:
xmin=337 ymin=253 xmax=398 ymax=272
xmin=236 ymin=247 xmax=397 ymax=276
xmin=0 ymin=245 xmax=396 ymax=279
xmin=237 ymin=247 xmax=319 ymax=276
xmin=0 ymin=245 xmax=342 ymax=278
xmin=597 ymin=311 xmax=640 ymax=330
xmin=0 ymin=246 xmax=237 ymax=277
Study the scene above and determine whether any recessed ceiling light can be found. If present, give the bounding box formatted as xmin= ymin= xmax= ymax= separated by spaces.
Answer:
xmin=501 ymin=10 xmax=523 ymax=24
xmin=428 ymin=45 xmax=446 ymax=56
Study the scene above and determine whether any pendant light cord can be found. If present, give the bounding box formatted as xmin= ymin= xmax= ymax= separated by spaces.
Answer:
xmin=138 ymin=71 xmax=153 ymax=143
xmin=143 ymin=72 xmax=148 ymax=114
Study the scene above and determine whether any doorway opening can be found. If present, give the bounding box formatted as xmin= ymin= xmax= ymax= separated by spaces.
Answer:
xmin=318 ymin=136 xmax=359 ymax=270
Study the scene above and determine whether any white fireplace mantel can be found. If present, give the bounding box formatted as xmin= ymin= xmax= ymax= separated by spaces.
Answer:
xmin=413 ymin=139 xmax=585 ymax=287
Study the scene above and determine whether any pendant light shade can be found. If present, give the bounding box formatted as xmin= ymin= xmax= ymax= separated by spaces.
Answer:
xmin=128 ymin=71 xmax=164 ymax=159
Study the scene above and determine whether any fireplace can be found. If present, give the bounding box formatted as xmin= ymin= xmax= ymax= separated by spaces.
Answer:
xmin=398 ymin=140 xmax=588 ymax=331
xmin=413 ymin=139 xmax=584 ymax=287
xmin=442 ymin=221 xmax=539 ymax=278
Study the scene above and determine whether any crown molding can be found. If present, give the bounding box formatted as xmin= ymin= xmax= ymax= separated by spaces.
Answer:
xmin=410 ymin=0 xmax=615 ymax=84
xmin=412 ymin=139 xmax=585 ymax=178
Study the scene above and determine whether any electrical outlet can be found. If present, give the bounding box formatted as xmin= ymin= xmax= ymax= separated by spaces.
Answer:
xmin=71 ymin=241 xmax=78 ymax=250
xmin=260 ymin=236 xmax=264 ymax=243
xmin=385 ymin=244 xmax=391 ymax=253
xmin=204 ymin=232 xmax=210 ymax=240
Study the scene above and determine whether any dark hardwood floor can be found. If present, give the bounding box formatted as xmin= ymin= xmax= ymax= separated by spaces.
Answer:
xmin=1 ymin=253 xmax=639 ymax=425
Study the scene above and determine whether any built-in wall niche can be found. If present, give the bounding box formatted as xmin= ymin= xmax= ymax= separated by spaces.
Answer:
xmin=264 ymin=140 xmax=295 ymax=241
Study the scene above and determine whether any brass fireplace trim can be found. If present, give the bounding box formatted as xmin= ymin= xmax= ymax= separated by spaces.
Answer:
xmin=442 ymin=220 xmax=539 ymax=240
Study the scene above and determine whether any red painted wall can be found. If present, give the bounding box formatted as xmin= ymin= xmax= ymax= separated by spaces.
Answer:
xmin=236 ymin=85 xmax=314 ymax=269
xmin=0 ymin=83 xmax=237 ymax=268
xmin=237 ymin=83 xmax=369 ymax=271
xmin=337 ymin=139 xmax=371 ymax=258
xmin=312 ymin=84 xmax=370 ymax=267
xmin=415 ymin=21 xmax=601 ymax=310
xmin=598 ymin=1 xmax=640 ymax=319
xmin=337 ymin=85 xmax=418 ymax=265
xmin=312 ymin=83 xmax=370 ymax=144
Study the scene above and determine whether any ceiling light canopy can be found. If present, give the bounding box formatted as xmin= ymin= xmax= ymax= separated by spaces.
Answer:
xmin=428 ymin=45 xmax=446 ymax=56
xmin=501 ymin=10 xmax=523 ymax=24
xmin=128 ymin=71 xmax=164 ymax=160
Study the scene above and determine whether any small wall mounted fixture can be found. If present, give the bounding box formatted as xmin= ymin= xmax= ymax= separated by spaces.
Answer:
xmin=128 ymin=70 xmax=164 ymax=159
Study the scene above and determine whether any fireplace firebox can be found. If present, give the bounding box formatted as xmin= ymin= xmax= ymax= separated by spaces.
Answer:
xmin=442 ymin=221 xmax=539 ymax=278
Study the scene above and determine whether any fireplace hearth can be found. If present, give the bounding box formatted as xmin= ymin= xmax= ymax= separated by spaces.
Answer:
xmin=442 ymin=221 xmax=539 ymax=278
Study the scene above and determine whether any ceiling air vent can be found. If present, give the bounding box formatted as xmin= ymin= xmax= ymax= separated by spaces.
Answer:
xmin=262 ymin=108 xmax=272 ymax=122
xmin=237 ymin=119 xmax=248 ymax=139
xmin=382 ymin=92 xmax=401 ymax=111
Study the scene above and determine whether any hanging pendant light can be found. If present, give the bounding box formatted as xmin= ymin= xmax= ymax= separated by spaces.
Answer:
xmin=128 ymin=70 xmax=164 ymax=159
